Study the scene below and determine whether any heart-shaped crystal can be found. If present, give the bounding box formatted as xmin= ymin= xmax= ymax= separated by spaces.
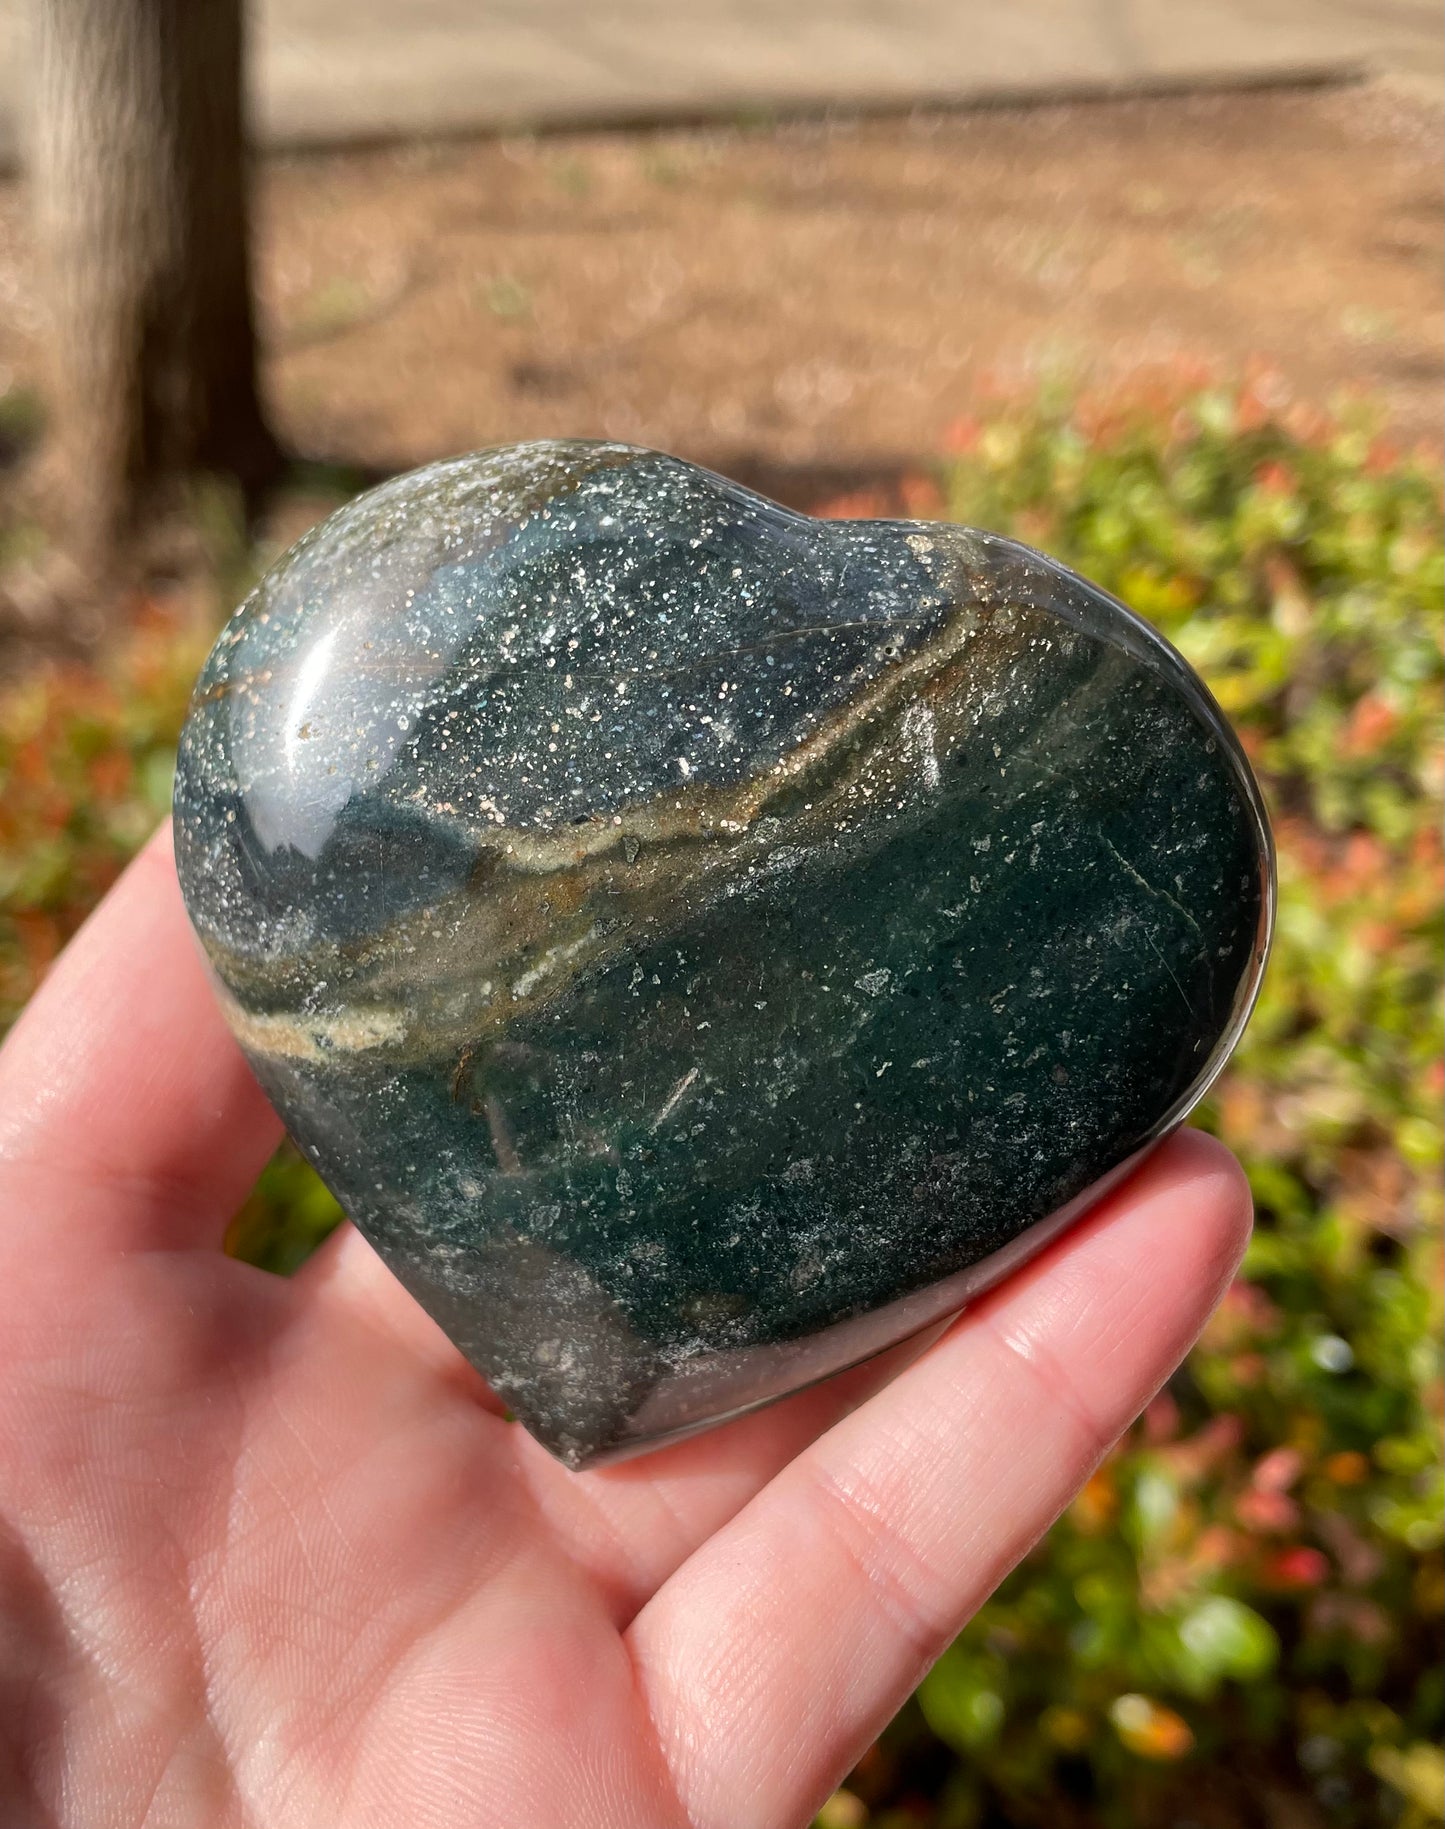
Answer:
xmin=175 ymin=441 xmax=1271 ymax=1466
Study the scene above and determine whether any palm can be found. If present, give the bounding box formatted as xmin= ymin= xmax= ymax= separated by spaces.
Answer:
xmin=0 ymin=834 xmax=1251 ymax=1829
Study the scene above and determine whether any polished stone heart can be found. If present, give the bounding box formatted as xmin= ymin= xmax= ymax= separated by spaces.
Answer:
xmin=174 ymin=441 xmax=1271 ymax=1466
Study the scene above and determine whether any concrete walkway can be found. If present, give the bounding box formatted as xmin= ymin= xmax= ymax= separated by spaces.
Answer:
xmin=1 ymin=0 xmax=1439 ymax=168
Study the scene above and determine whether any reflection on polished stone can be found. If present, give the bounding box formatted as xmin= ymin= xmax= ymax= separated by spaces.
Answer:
xmin=175 ymin=441 xmax=1272 ymax=1466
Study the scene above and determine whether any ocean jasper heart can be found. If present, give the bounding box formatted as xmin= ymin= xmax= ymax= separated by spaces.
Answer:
xmin=174 ymin=440 xmax=1271 ymax=1467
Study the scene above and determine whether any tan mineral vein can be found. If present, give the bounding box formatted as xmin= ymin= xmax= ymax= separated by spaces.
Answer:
xmin=211 ymin=596 xmax=1058 ymax=1070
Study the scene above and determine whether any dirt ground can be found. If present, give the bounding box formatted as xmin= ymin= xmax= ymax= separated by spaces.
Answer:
xmin=0 ymin=81 xmax=1441 ymax=516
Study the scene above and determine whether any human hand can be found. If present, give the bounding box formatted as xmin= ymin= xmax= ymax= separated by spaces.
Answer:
xmin=0 ymin=828 xmax=1251 ymax=1828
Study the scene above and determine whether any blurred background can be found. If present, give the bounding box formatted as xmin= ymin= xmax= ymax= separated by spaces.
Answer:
xmin=0 ymin=3 xmax=1441 ymax=1825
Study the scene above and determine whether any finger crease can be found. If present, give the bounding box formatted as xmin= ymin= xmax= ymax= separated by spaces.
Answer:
xmin=803 ymin=1460 xmax=957 ymax=1669
xmin=978 ymin=1308 xmax=1114 ymax=1466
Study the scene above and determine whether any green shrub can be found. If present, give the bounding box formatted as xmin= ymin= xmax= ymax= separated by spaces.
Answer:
xmin=1 ymin=376 xmax=1440 ymax=1828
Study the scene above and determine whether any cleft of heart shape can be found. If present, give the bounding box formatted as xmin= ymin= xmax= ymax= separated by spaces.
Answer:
xmin=174 ymin=440 xmax=1272 ymax=1467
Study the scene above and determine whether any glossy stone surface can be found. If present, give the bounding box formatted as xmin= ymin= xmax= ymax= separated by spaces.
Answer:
xmin=175 ymin=441 xmax=1271 ymax=1467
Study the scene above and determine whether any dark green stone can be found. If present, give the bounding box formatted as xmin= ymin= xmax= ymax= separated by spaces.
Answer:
xmin=174 ymin=441 xmax=1271 ymax=1466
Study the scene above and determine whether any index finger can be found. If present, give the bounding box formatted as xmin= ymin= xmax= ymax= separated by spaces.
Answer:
xmin=628 ymin=1129 xmax=1252 ymax=1829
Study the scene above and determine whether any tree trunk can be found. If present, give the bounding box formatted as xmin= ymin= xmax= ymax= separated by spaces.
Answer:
xmin=32 ymin=0 xmax=277 ymax=571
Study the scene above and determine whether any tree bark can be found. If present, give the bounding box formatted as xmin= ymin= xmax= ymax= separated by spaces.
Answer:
xmin=32 ymin=0 xmax=277 ymax=570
